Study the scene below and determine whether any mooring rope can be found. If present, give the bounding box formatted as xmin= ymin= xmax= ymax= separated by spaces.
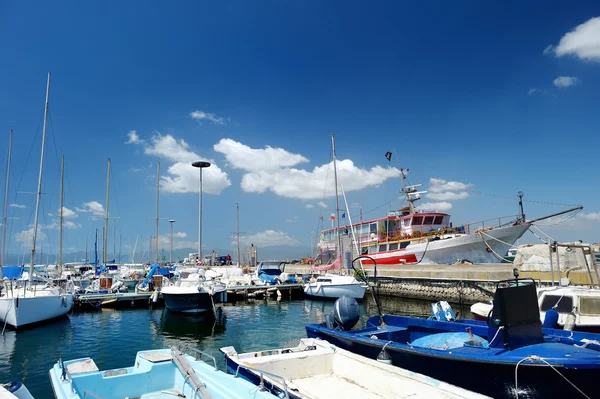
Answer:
xmin=515 ymin=355 xmax=590 ymax=399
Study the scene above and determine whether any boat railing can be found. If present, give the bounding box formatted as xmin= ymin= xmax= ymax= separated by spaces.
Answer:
xmin=177 ymin=345 xmax=218 ymax=371
xmin=233 ymin=363 xmax=290 ymax=399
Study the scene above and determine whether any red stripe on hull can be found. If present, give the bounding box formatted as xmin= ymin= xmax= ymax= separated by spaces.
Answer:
xmin=360 ymin=254 xmax=418 ymax=265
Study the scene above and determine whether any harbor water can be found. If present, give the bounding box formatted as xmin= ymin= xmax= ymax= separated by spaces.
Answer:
xmin=0 ymin=296 xmax=472 ymax=398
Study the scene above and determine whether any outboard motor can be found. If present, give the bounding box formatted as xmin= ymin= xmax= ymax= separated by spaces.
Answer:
xmin=328 ymin=296 xmax=360 ymax=331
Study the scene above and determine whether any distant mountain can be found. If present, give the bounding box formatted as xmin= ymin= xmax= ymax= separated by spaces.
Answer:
xmin=3 ymin=245 xmax=311 ymax=265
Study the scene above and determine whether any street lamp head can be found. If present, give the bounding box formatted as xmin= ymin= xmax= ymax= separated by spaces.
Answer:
xmin=517 ymin=191 xmax=524 ymax=199
xmin=169 ymin=219 xmax=176 ymax=223
xmin=192 ymin=161 xmax=211 ymax=168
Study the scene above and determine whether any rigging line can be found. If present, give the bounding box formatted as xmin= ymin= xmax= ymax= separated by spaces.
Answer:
xmin=466 ymin=189 xmax=581 ymax=207
xmin=533 ymin=208 xmax=583 ymax=228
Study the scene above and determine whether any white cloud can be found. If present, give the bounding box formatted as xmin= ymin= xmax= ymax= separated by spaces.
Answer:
xmin=215 ymin=139 xmax=401 ymax=199
xmin=129 ymin=167 xmax=142 ymax=173
xmin=318 ymin=201 xmax=327 ymax=209
xmin=238 ymin=230 xmax=301 ymax=247
xmin=305 ymin=204 xmax=314 ymax=209
xmin=76 ymin=201 xmax=105 ymax=217
xmin=552 ymin=17 xmax=600 ymax=62
xmin=9 ymin=203 xmax=25 ymax=209
xmin=190 ymin=110 xmax=226 ymax=125
xmin=428 ymin=178 xmax=473 ymax=193
xmin=16 ymin=227 xmax=46 ymax=243
xmin=528 ymin=88 xmax=538 ymax=95
xmin=142 ymin=134 xmax=231 ymax=194
xmin=173 ymin=232 xmax=188 ymax=238
xmin=157 ymin=235 xmax=198 ymax=250
xmin=579 ymin=212 xmax=600 ymax=221
xmin=47 ymin=220 xmax=82 ymax=229
xmin=416 ymin=202 xmax=453 ymax=212
xmin=543 ymin=44 xmax=554 ymax=55
xmin=125 ymin=130 xmax=144 ymax=144
xmin=60 ymin=207 xmax=78 ymax=218
xmin=214 ymin=138 xmax=309 ymax=171
xmin=553 ymin=76 xmax=580 ymax=88
xmin=427 ymin=191 xmax=469 ymax=201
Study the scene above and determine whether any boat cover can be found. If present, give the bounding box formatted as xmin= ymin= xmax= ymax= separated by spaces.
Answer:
xmin=411 ymin=332 xmax=489 ymax=350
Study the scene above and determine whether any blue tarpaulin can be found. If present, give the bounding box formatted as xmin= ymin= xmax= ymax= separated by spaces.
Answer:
xmin=2 ymin=266 xmax=24 ymax=280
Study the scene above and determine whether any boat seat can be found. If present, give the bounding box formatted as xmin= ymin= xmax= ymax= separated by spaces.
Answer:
xmin=103 ymin=368 xmax=127 ymax=377
xmin=67 ymin=360 xmax=99 ymax=375
xmin=139 ymin=352 xmax=172 ymax=363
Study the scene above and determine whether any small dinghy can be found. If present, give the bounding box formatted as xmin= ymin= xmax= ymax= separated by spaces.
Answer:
xmin=220 ymin=338 xmax=488 ymax=399
xmin=49 ymin=346 xmax=280 ymax=399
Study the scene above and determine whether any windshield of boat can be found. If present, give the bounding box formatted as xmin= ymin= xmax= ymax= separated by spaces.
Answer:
xmin=580 ymin=297 xmax=600 ymax=316
xmin=540 ymin=294 xmax=573 ymax=313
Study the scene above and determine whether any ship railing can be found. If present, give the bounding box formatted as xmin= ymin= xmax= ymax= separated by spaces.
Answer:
xmin=461 ymin=214 xmax=522 ymax=234
xmin=234 ymin=362 xmax=290 ymax=399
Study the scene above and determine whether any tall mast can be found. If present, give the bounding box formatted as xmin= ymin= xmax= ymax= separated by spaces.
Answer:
xmin=331 ymin=133 xmax=342 ymax=261
xmin=155 ymin=160 xmax=160 ymax=263
xmin=85 ymin=233 xmax=88 ymax=264
xmin=104 ymin=158 xmax=111 ymax=266
xmin=30 ymin=72 xmax=51 ymax=284
xmin=236 ymin=203 xmax=241 ymax=266
xmin=1 ymin=129 xmax=13 ymax=278
xmin=113 ymin=218 xmax=116 ymax=263
xmin=58 ymin=155 xmax=64 ymax=276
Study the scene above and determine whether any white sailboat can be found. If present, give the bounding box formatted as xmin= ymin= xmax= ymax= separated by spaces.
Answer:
xmin=0 ymin=73 xmax=74 ymax=329
xmin=304 ymin=133 xmax=367 ymax=300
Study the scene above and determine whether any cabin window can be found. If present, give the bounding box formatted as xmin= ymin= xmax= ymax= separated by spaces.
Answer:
xmin=580 ymin=297 xmax=600 ymax=316
xmin=370 ymin=223 xmax=378 ymax=234
xmin=433 ymin=216 xmax=444 ymax=224
xmin=317 ymin=278 xmax=332 ymax=283
xmin=400 ymin=241 xmax=410 ymax=249
xmin=423 ymin=216 xmax=434 ymax=225
xmin=540 ymin=295 xmax=573 ymax=313
xmin=361 ymin=247 xmax=368 ymax=255
xmin=389 ymin=243 xmax=398 ymax=250
xmin=402 ymin=218 xmax=410 ymax=227
xmin=378 ymin=244 xmax=387 ymax=252
xmin=411 ymin=216 xmax=423 ymax=225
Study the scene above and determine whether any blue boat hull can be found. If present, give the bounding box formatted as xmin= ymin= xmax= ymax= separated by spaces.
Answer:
xmin=162 ymin=291 xmax=225 ymax=313
xmin=306 ymin=316 xmax=600 ymax=398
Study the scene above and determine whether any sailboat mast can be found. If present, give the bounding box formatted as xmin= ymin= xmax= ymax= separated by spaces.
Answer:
xmin=236 ymin=203 xmax=241 ymax=266
xmin=113 ymin=218 xmax=116 ymax=263
xmin=58 ymin=155 xmax=64 ymax=276
xmin=1 ymin=129 xmax=13 ymax=277
xmin=85 ymin=233 xmax=88 ymax=264
xmin=155 ymin=160 xmax=160 ymax=263
xmin=331 ymin=133 xmax=342 ymax=261
xmin=104 ymin=158 xmax=110 ymax=266
xmin=30 ymin=72 xmax=51 ymax=284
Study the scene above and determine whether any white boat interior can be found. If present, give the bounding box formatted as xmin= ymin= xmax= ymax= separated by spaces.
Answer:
xmin=221 ymin=338 xmax=488 ymax=399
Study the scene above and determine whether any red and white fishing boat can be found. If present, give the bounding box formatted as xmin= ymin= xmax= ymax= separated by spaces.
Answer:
xmin=317 ymin=171 xmax=531 ymax=265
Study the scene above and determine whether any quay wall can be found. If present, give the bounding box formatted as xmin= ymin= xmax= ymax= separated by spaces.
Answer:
xmin=283 ymin=263 xmax=597 ymax=304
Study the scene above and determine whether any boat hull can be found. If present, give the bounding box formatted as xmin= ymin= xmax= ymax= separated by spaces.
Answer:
xmin=161 ymin=290 xmax=226 ymax=313
xmin=304 ymin=283 xmax=367 ymax=300
xmin=363 ymin=223 xmax=530 ymax=265
xmin=0 ymin=290 xmax=73 ymax=329
xmin=306 ymin=317 xmax=600 ymax=398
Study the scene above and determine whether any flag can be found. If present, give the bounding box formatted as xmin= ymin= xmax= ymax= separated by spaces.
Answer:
xmin=319 ymin=216 xmax=323 ymax=221
xmin=360 ymin=208 xmax=363 ymax=221
xmin=342 ymin=212 xmax=346 ymax=219
xmin=385 ymin=151 xmax=392 ymax=162
xmin=330 ymin=213 xmax=335 ymax=220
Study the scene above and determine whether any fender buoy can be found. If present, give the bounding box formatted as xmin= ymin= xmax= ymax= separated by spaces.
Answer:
xmin=485 ymin=247 xmax=493 ymax=253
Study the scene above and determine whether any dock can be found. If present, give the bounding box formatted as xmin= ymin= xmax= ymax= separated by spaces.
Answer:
xmin=226 ymin=283 xmax=305 ymax=300
xmin=74 ymin=292 xmax=160 ymax=309
xmin=74 ymin=283 xmax=306 ymax=310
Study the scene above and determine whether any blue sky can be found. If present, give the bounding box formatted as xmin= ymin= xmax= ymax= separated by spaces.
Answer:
xmin=0 ymin=1 xmax=599 ymax=262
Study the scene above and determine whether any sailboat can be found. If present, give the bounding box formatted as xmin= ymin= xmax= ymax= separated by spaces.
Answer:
xmin=0 ymin=73 xmax=74 ymax=329
xmin=304 ymin=133 xmax=368 ymax=300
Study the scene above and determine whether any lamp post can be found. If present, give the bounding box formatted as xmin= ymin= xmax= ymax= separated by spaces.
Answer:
xmin=518 ymin=191 xmax=525 ymax=223
xmin=191 ymin=161 xmax=211 ymax=264
xmin=169 ymin=219 xmax=175 ymax=264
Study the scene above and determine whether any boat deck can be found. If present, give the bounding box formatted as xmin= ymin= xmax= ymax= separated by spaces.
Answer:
xmin=291 ymin=374 xmax=387 ymax=399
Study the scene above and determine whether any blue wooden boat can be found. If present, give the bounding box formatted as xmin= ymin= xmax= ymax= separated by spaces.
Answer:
xmin=49 ymin=346 xmax=281 ymax=399
xmin=306 ymin=278 xmax=600 ymax=398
